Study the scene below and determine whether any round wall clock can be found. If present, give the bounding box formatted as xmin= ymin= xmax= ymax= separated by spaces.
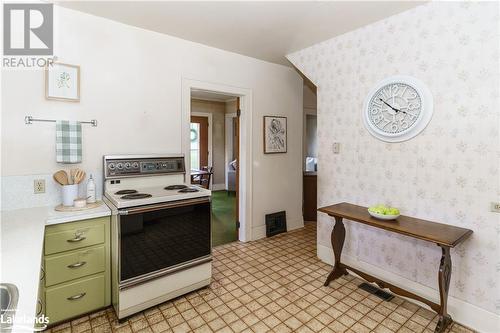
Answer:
xmin=363 ymin=76 xmax=433 ymax=142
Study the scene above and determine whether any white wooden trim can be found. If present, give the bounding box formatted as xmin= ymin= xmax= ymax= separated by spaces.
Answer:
xmin=191 ymin=111 xmax=213 ymax=168
xmin=317 ymin=244 xmax=500 ymax=333
xmin=225 ymin=112 xmax=237 ymax=190
xmin=182 ymin=78 xmax=253 ymax=242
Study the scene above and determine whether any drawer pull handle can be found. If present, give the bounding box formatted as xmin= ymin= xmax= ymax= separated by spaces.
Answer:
xmin=67 ymin=292 xmax=86 ymax=301
xmin=67 ymin=235 xmax=86 ymax=243
xmin=40 ymin=266 xmax=45 ymax=281
xmin=36 ymin=299 xmax=43 ymax=316
xmin=67 ymin=261 xmax=87 ymax=269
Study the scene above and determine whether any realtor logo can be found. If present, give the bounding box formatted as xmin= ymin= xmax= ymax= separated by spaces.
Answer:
xmin=3 ymin=3 xmax=53 ymax=55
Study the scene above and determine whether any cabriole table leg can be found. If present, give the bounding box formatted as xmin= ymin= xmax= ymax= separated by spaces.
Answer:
xmin=324 ymin=216 xmax=348 ymax=286
xmin=435 ymin=245 xmax=452 ymax=333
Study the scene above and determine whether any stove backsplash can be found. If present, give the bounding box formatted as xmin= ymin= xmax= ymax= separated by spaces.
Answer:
xmin=1 ymin=171 xmax=103 ymax=211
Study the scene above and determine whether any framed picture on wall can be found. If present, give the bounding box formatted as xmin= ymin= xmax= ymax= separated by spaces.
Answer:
xmin=46 ymin=62 xmax=80 ymax=102
xmin=263 ymin=116 xmax=287 ymax=154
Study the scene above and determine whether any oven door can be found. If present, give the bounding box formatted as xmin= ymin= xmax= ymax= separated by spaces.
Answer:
xmin=117 ymin=197 xmax=211 ymax=288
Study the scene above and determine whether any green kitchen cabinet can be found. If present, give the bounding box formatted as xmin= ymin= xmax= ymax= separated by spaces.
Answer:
xmin=42 ymin=216 xmax=111 ymax=326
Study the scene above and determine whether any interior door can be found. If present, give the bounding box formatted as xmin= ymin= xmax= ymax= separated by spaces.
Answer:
xmin=191 ymin=116 xmax=209 ymax=169
xmin=235 ymin=98 xmax=240 ymax=238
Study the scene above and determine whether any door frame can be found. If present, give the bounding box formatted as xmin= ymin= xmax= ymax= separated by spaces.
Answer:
xmin=182 ymin=78 xmax=253 ymax=242
xmin=191 ymin=112 xmax=213 ymax=169
xmin=224 ymin=112 xmax=236 ymax=190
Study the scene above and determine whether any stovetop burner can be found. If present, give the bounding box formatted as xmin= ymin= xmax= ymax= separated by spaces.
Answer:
xmin=164 ymin=185 xmax=188 ymax=190
xmin=121 ymin=193 xmax=153 ymax=199
xmin=115 ymin=189 xmax=138 ymax=195
xmin=178 ymin=187 xmax=199 ymax=193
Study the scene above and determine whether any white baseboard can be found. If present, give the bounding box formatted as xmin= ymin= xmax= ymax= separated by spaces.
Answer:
xmin=252 ymin=217 xmax=304 ymax=241
xmin=211 ymin=183 xmax=226 ymax=191
xmin=317 ymin=244 xmax=500 ymax=333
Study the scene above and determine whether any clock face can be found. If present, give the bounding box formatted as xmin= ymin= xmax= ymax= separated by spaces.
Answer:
xmin=368 ymin=83 xmax=422 ymax=134
xmin=363 ymin=76 xmax=433 ymax=142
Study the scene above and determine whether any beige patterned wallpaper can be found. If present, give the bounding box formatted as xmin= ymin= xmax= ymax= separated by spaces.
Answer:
xmin=288 ymin=2 xmax=500 ymax=315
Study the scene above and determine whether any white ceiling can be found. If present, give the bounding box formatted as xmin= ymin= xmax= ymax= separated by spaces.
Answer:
xmin=58 ymin=1 xmax=424 ymax=66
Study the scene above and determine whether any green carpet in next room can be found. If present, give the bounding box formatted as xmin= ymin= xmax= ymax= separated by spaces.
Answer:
xmin=211 ymin=190 xmax=237 ymax=247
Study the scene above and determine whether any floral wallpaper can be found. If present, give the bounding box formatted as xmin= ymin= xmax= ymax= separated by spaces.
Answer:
xmin=288 ymin=2 xmax=500 ymax=315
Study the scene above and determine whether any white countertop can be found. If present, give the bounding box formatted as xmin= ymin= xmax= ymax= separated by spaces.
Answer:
xmin=0 ymin=203 xmax=111 ymax=333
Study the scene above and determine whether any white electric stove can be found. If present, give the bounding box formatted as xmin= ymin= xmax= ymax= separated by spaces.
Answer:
xmin=103 ymin=155 xmax=212 ymax=320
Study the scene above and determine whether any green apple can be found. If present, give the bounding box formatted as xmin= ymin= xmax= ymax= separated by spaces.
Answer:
xmin=387 ymin=208 xmax=400 ymax=215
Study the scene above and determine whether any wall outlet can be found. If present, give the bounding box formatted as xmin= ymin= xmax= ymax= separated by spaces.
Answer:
xmin=332 ymin=142 xmax=341 ymax=154
xmin=491 ymin=202 xmax=500 ymax=213
xmin=34 ymin=179 xmax=45 ymax=194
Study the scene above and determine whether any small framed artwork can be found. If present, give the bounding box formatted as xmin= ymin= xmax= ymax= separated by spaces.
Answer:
xmin=46 ymin=62 xmax=80 ymax=102
xmin=263 ymin=116 xmax=287 ymax=154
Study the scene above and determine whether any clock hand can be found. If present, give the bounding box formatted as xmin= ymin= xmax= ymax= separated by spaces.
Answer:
xmin=378 ymin=98 xmax=408 ymax=114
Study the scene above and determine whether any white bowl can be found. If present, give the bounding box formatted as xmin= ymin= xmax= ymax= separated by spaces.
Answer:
xmin=368 ymin=211 xmax=400 ymax=220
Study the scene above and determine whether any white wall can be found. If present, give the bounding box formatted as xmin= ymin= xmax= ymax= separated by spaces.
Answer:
xmin=288 ymin=2 xmax=500 ymax=332
xmin=191 ymin=99 xmax=226 ymax=187
xmin=1 ymin=5 xmax=304 ymax=239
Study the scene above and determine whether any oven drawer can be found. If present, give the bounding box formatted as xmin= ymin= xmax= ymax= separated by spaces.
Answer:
xmin=44 ymin=246 xmax=105 ymax=287
xmin=45 ymin=218 xmax=106 ymax=255
xmin=45 ymin=274 xmax=105 ymax=324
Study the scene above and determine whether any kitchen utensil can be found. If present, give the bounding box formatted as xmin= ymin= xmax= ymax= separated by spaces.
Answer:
xmin=62 ymin=184 xmax=78 ymax=206
xmin=69 ymin=169 xmax=77 ymax=185
xmin=73 ymin=169 xmax=86 ymax=184
xmin=53 ymin=170 xmax=69 ymax=185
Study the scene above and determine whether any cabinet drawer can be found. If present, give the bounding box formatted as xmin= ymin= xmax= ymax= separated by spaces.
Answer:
xmin=45 ymin=223 xmax=104 ymax=255
xmin=45 ymin=246 xmax=105 ymax=287
xmin=45 ymin=274 xmax=105 ymax=324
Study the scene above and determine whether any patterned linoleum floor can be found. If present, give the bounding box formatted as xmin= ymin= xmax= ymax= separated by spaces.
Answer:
xmin=45 ymin=222 xmax=475 ymax=333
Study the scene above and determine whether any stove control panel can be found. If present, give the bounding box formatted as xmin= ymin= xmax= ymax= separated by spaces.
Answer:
xmin=104 ymin=156 xmax=185 ymax=178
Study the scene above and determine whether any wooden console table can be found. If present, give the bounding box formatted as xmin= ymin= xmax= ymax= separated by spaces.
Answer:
xmin=318 ymin=202 xmax=473 ymax=333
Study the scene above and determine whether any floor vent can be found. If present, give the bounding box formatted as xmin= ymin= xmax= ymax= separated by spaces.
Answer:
xmin=265 ymin=211 xmax=287 ymax=237
xmin=358 ymin=282 xmax=394 ymax=301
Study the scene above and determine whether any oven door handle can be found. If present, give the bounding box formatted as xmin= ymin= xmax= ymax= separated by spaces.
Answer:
xmin=118 ymin=196 xmax=210 ymax=215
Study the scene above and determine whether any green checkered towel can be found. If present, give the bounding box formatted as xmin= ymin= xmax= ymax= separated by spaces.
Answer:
xmin=56 ymin=120 xmax=82 ymax=163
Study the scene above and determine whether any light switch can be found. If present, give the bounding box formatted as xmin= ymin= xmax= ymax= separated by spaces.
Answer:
xmin=332 ymin=142 xmax=341 ymax=154
xmin=491 ymin=202 xmax=500 ymax=213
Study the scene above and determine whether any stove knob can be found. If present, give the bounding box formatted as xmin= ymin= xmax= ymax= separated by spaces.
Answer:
xmin=124 ymin=162 xmax=131 ymax=169
xmin=132 ymin=162 xmax=139 ymax=169
xmin=116 ymin=163 xmax=124 ymax=170
xmin=108 ymin=163 xmax=116 ymax=170
xmin=162 ymin=163 xmax=167 ymax=168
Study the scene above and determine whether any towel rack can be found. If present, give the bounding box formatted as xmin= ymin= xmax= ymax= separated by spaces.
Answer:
xmin=25 ymin=116 xmax=97 ymax=127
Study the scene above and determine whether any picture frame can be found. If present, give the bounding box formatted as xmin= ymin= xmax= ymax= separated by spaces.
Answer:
xmin=45 ymin=62 xmax=80 ymax=102
xmin=263 ymin=116 xmax=287 ymax=154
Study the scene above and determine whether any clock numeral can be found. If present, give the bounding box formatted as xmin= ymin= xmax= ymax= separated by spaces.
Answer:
xmin=371 ymin=108 xmax=381 ymax=115
xmin=407 ymin=92 xmax=418 ymax=100
xmin=405 ymin=112 xmax=418 ymax=121
xmin=408 ymin=103 xmax=420 ymax=110
xmin=381 ymin=88 xmax=391 ymax=100
xmin=399 ymin=120 xmax=409 ymax=130
xmin=399 ymin=86 xmax=408 ymax=97
xmin=372 ymin=114 xmax=384 ymax=124
xmin=391 ymin=84 xmax=399 ymax=97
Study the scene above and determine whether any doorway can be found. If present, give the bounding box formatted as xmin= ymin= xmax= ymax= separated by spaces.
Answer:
xmin=189 ymin=90 xmax=240 ymax=247
xmin=182 ymin=79 xmax=253 ymax=243
xmin=190 ymin=115 xmax=210 ymax=170
xmin=303 ymin=82 xmax=318 ymax=222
